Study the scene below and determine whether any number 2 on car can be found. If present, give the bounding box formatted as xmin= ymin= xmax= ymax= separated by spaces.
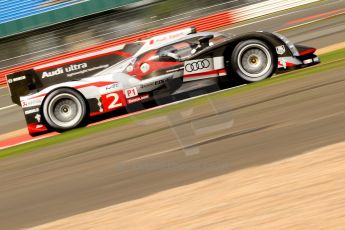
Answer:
xmin=101 ymin=91 xmax=126 ymax=112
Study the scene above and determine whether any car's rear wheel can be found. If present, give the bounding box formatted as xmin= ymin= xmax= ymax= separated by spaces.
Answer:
xmin=43 ymin=88 xmax=87 ymax=132
xmin=230 ymin=39 xmax=276 ymax=83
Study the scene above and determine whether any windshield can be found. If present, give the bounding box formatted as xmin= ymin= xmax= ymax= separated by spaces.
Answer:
xmin=94 ymin=42 xmax=143 ymax=77
xmin=158 ymin=35 xmax=228 ymax=59
xmin=95 ymin=57 xmax=136 ymax=76
xmin=122 ymin=42 xmax=145 ymax=54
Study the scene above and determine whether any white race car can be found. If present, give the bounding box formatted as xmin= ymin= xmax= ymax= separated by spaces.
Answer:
xmin=7 ymin=27 xmax=320 ymax=135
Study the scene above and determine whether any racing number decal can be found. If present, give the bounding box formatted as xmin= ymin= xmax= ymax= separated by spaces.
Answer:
xmin=106 ymin=93 xmax=122 ymax=109
xmin=101 ymin=91 xmax=126 ymax=112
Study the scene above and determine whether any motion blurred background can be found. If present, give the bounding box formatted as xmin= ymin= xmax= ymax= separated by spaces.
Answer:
xmin=0 ymin=0 xmax=260 ymax=70
xmin=1 ymin=1 xmax=345 ymax=229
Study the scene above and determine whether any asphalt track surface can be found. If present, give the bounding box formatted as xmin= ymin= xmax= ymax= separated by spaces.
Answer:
xmin=2 ymin=66 xmax=345 ymax=229
xmin=0 ymin=0 xmax=345 ymax=229
xmin=0 ymin=0 xmax=345 ymax=135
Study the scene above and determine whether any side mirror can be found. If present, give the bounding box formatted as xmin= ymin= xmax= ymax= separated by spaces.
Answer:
xmin=198 ymin=35 xmax=214 ymax=49
xmin=28 ymin=83 xmax=37 ymax=91
xmin=160 ymin=52 xmax=180 ymax=61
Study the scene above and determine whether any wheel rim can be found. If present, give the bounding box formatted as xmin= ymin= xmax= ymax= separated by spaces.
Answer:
xmin=47 ymin=93 xmax=83 ymax=128
xmin=237 ymin=43 xmax=272 ymax=79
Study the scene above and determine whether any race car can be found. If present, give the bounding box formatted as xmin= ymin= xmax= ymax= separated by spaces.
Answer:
xmin=7 ymin=27 xmax=320 ymax=136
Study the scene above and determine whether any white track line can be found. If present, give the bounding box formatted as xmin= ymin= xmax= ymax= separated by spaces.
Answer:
xmin=279 ymin=11 xmax=345 ymax=31
xmin=219 ymin=11 xmax=293 ymax=32
xmin=0 ymin=134 xmax=54 ymax=150
xmin=219 ymin=0 xmax=339 ymax=32
xmin=0 ymin=104 xmax=16 ymax=111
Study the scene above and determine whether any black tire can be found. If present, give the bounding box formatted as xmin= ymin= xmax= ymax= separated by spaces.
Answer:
xmin=42 ymin=88 xmax=88 ymax=132
xmin=230 ymin=39 xmax=276 ymax=83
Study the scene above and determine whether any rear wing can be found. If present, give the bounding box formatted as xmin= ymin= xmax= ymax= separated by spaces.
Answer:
xmin=7 ymin=45 xmax=129 ymax=105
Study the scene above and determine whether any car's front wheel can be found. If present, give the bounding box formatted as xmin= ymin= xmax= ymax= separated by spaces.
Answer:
xmin=230 ymin=39 xmax=276 ymax=83
xmin=42 ymin=88 xmax=87 ymax=132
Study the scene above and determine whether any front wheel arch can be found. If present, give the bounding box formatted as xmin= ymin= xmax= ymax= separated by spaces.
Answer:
xmin=223 ymin=38 xmax=278 ymax=83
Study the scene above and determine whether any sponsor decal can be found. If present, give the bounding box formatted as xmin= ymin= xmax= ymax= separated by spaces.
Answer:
xmin=42 ymin=63 xmax=88 ymax=78
xmin=166 ymin=67 xmax=184 ymax=73
xmin=65 ymin=63 xmax=88 ymax=72
xmin=27 ymin=123 xmax=48 ymax=133
xmin=66 ymin=64 xmax=109 ymax=78
xmin=150 ymin=31 xmax=188 ymax=45
xmin=42 ymin=67 xmax=64 ymax=78
xmin=140 ymin=82 xmax=154 ymax=89
xmin=35 ymin=114 xmax=42 ymax=123
xmin=7 ymin=76 xmax=26 ymax=84
xmin=278 ymin=58 xmax=287 ymax=69
xmin=36 ymin=124 xmax=44 ymax=129
xmin=185 ymin=59 xmax=211 ymax=72
xmin=125 ymin=87 xmax=139 ymax=99
xmin=24 ymin=108 xmax=40 ymax=115
xmin=14 ymin=76 xmax=26 ymax=81
xmin=97 ymin=97 xmax=104 ymax=112
xmin=154 ymin=79 xmax=166 ymax=85
xmin=276 ymin=45 xmax=286 ymax=55
xmin=21 ymin=98 xmax=44 ymax=108
xmin=105 ymin=83 xmax=120 ymax=91
xmin=140 ymin=77 xmax=172 ymax=89
xmin=127 ymin=94 xmax=150 ymax=104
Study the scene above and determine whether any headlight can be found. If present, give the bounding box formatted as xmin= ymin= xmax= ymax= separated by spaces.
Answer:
xmin=140 ymin=63 xmax=150 ymax=73
xmin=126 ymin=65 xmax=134 ymax=73
xmin=273 ymin=32 xmax=299 ymax=56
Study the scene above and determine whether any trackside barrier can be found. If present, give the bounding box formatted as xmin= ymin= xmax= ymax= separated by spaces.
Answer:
xmin=0 ymin=11 xmax=232 ymax=86
xmin=0 ymin=0 xmax=321 ymax=86
xmin=232 ymin=0 xmax=321 ymax=21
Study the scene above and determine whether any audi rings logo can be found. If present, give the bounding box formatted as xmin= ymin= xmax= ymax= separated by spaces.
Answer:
xmin=185 ymin=59 xmax=211 ymax=72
